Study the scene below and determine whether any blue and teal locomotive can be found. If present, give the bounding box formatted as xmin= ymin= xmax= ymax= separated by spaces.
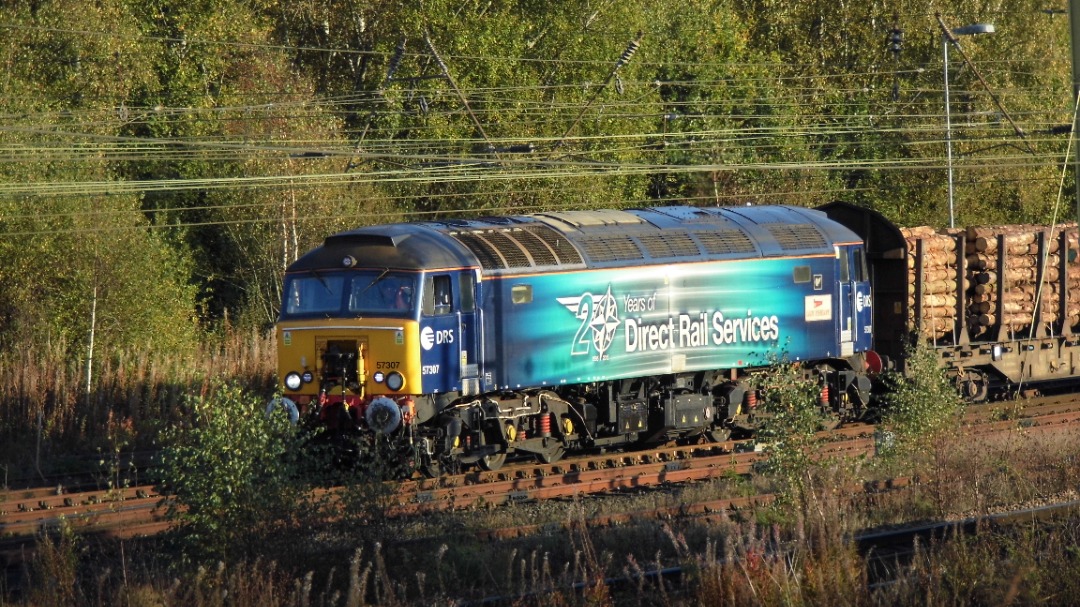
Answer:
xmin=275 ymin=205 xmax=875 ymax=475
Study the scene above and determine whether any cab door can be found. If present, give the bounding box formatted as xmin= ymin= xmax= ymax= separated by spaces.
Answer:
xmin=457 ymin=271 xmax=482 ymax=396
xmin=837 ymin=246 xmax=855 ymax=356
xmin=850 ymin=246 xmax=873 ymax=353
xmin=420 ymin=272 xmax=483 ymax=395
xmin=837 ymin=245 xmax=872 ymax=356
xmin=419 ymin=274 xmax=459 ymax=394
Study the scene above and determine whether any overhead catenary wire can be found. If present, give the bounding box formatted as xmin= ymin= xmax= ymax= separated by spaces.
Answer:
xmin=0 ymin=12 xmax=1073 ymax=238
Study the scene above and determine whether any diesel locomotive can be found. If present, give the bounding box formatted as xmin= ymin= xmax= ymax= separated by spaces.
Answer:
xmin=273 ymin=204 xmax=878 ymax=476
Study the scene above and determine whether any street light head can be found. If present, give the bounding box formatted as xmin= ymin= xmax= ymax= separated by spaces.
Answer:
xmin=952 ymin=23 xmax=995 ymax=36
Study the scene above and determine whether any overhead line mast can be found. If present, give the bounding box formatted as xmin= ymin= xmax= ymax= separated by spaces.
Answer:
xmin=1071 ymin=0 xmax=1080 ymax=223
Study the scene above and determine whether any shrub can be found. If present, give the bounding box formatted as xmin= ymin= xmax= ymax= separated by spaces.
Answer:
xmin=155 ymin=382 xmax=320 ymax=563
xmin=750 ymin=358 xmax=826 ymax=505
xmin=876 ymin=340 xmax=964 ymax=456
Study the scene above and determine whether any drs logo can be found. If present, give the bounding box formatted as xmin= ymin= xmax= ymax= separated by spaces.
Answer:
xmin=421 ymin=326 xmax=455 ymax=351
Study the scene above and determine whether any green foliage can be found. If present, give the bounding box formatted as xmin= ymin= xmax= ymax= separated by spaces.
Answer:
xmin=156 ymin=382 xmax=319 ymax=562
xmin=2 ymin=0 xmax=1075 ymax=339
xmin=877 ymin=340 xmax=964 ymax=455
xmin=0 ymin=2 xmax=200 ymax=353
xmin=750 ymin=359 xmax=827 ymax=501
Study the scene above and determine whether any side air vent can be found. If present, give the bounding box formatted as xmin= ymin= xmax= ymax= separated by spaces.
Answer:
xmin=766 ymin=223 xmax=827 ymax=250
xmin=637 ymin=232 xmax=702 ymax=259
xmin=695 ymin=229 xmax=757 ymax=255
xmin=581 ymin=236 xmax=645 ymax=263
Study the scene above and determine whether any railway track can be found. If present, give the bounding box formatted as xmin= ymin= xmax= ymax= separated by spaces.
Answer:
xmin=4 ymin=395 xmax=1079 ymax=568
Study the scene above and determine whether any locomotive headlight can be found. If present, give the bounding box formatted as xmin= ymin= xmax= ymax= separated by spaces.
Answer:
xmin=385 ymin=371 xmax=405 ymax=391
xmin=284 ymin=372 xmax=303 ymax=391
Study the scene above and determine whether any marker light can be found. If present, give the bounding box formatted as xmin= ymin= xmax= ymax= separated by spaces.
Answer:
xmin=373 ymin=371 xmax=385 ymax=383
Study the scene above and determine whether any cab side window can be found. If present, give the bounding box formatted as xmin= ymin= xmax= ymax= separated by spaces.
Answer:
xmin=459 ymin=273 xmax=475 ymax=311
xmin=853 ymin=247 xmax=867 ymax=282
xmin=424 ymin=275 xmax=454 ymax=316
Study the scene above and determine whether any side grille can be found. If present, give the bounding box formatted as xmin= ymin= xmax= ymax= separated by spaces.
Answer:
xmin=522 ymin=225 xmax=584 ymax=266
xmin=481 ymin=231 xmax=532 ymax=269
xmin=511 ymin=228 xmax=559 ymax=266
xmin=449 ymin=225 xmax=585 ymax=272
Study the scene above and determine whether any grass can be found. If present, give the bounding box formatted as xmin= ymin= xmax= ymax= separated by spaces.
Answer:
xmin=6 ymin=335 xmax=1080 ymax=605
xmin=6 ymin=417 xmax=1080 ymax=606
xmin=0 ymin=328 xmax=276 ymax=483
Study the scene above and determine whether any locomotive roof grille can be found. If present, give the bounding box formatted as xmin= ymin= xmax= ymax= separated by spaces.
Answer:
xmin=452 ymin=231 xmax=508 ymax=269
xmin=523 ymin=225 xmax=584 ymax=265
xmin=448 ymin=225 xmax=587 ymax=272
xmin=296 ymin=205 xmax=858 ymax=276
xmin=765 ymin=223 xmax=828 ymax=250
xmin=694 ymin=229 xmax=758 ymax=255
xmin=511 ymin=227 xmax=559 ymax=266
xmin=637 ymin=232 xmax=702 ymax=259
xmin=482 ymin=230 xmax=533 ymax=269
xmin=581 ymin=235 xmax=645 ymax=262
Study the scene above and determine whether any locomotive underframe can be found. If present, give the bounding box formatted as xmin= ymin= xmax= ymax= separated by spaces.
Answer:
xmin=306 ymin=355 xmax=875 ymax=477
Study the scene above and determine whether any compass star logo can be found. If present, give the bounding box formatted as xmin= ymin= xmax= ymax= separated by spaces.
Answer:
xmin=589 ymin=286 xmax=619 ymax=357
xmin=557 ymin=285 xmax=620 ymax=360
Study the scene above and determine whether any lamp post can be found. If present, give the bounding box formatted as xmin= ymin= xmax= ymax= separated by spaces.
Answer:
xmin=944 ymin=22 xmax=995 ymax=229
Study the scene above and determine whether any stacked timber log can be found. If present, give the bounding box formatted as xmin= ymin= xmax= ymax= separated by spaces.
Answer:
xmin=965 ymin=224 xmax=1080 ymax=337
xmin=904 ymin=222 xmax=1080 ymax=341
xmin=903 ymin=226 xmax=962 ymax=339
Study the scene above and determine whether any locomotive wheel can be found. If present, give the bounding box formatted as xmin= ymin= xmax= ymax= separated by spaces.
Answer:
xmin=421 ymin=455 xmax=459 ymax=478
xmin=477 ymin=431 xmax=506 ymax=471
xmin=707 ymin=428 xmax=731 ymax=443
xmin=479 ymin=452 xmax=506 ymax=471
xmin=536 ymin=442 xmax=565 ymax=464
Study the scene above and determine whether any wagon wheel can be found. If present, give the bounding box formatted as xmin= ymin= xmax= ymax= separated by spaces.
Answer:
xmin=957 ymin=370 xmax=989 ymax=403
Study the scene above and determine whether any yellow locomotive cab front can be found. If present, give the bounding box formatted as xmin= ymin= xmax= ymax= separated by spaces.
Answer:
xmin=276 ymin=317 xmax=423 ymax=408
